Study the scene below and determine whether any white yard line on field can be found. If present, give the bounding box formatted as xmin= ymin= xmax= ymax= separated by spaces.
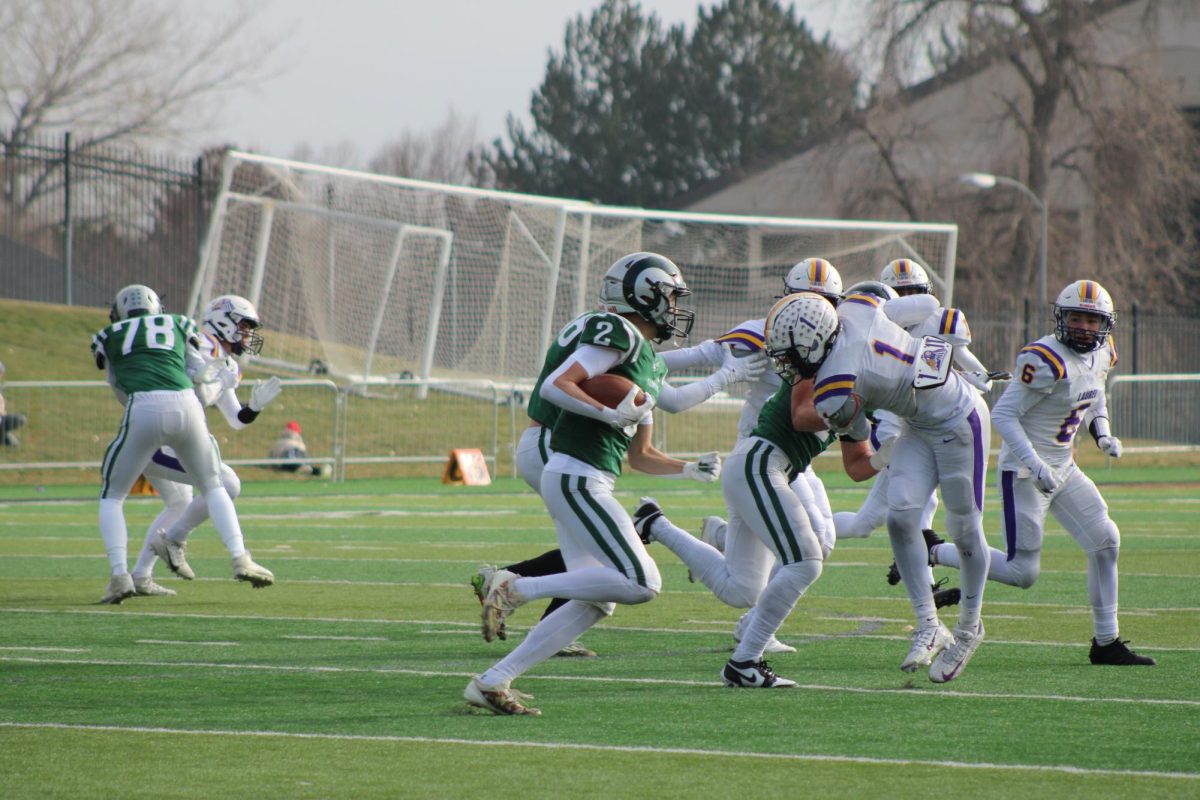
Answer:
xmin=1 ymin=655 xmax=1197 ymax=709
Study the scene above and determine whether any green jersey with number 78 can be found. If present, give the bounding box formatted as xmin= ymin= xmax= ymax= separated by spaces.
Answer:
xmin=91 ymin=314 xmax=202 ymax=395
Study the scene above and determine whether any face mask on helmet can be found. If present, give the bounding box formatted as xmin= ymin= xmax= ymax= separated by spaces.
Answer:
xmin=203 ymin=295 xmax=265 ymax=356
xmin=880 ymin=259 xmax=932 ymax=296
xmin=783 ymin=258 xmax=843 ymax=305
xmin=110 ymin=284 xmax=163 ymax=323
xmin=1054 ymin=280 xmax=1115 ymax=353
xmin=599 ymin=252 xmax=695 ymax=343
xmin=764 ymin=292 xmax=840 ymax=384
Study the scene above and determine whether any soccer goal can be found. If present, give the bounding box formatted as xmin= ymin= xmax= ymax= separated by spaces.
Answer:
xmin=191 ymin=151 xmax=959 ymax=384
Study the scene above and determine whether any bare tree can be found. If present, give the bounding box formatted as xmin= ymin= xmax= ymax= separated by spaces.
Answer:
xmin=0 ymin=0 xmax=277 ymax=150
xmin=840 ymin=0 xmax=1199 ymax=308
xmin=368 ymin=109 xmax=491 ymax=188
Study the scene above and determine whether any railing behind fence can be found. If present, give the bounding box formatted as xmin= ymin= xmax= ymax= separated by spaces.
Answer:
xmin=1 ymin=373 xmax=1196 ymax=484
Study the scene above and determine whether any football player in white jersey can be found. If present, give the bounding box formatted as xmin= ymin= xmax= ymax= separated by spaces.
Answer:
xmin=127 ymin=295 xmax=280 ymax=592
xmin=929 ymin=280 xmax=1155 ymax=666
xmin=809 ymin=284 xmax=992 ymax=683
xmin=653 ymin=258 xmax=844 ymax=653
xmin=836 ymin=263 xmax=1005 ymax=605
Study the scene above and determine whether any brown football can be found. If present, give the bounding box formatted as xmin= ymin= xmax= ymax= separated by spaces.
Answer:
xmin=579 ymin=374 xmax=645 ymax=408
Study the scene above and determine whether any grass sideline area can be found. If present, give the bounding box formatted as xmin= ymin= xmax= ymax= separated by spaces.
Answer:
xmin=1 ymin=475 xmax=1197 ymax=798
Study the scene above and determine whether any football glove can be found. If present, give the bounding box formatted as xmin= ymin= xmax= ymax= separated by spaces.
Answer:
xmin=719 ymin=345 xmax=769 ymax=384
xmin=1097 ymin=435 xmax=1123 ymax=458
xmin=868 ymin=436 xmax=895 ymax=471
xmin=1031 ymin=461 xmax=1061 ymax=495
xmin=249 ymin=376 xmax=282 ymax=412
xmin=682 ymin=451 xmax=721 ymax=483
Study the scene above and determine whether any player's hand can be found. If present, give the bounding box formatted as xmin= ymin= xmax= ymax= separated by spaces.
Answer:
xmin=249 ymin=376 xmax=282 ymax=412
xmin=1097 ymin=435 xmax=1123 ymax=458
xmin=719 ymin=345 xmax=769 ymax=384
xmin=959 ymin=371 xmax=993 ymax=393
xmin=1031 ymin=461 xmax=1061 ymax=495
xmin=868 ymin=436 xmax=895 ymax=471
xmin=608 ymin=385 xmax=654 ymax=429
xmin=682 ymin=451 xmax=721 ymax=483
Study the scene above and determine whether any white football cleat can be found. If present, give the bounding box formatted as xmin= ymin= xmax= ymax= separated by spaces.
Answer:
xmin=98 ymin=573 xmax=135 ymax=605
xmin=133 ymin=577 xmax=176 ymax=597
xmin=464 ymin=677 xmax=541 ymax=715
xmin=929 ymin=621 xmax=985 ymax=683
xmin=481 ymin=568 xmax=525 ymax=643
xmin=149 ymin=529 xmax=195 ymax=580
xmin=721 ymin=659 xmax=797 ymax=688
xmin=701 ymin=515 xmax=727 ymax=552
xmin=232 ymin=552 xmax=274 ymax=588
xmin=901 ymin=622 xmax=954 ymax=673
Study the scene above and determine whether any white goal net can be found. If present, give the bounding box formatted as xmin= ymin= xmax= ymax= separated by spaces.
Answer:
xmin=191 ymin=152 xmax=958 ymax=383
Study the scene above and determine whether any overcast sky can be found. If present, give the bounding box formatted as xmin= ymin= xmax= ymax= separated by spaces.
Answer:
xmin=189 ymin=0 xmax=859 ymax=162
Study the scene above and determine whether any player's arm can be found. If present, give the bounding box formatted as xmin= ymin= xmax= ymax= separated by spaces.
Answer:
xmin=1083 ymin=389 xmax=1122 ymax=457
xmin=540 ymin=345 xmax=650 ymax=427
xmin=626 ymin=424 xmax=721 ymax=482
xmin=992 ymin=348 xmax=1063 ymax=491
xmin=839 ymin=438 xmax=878 ymax=482
xmin=789 ymin=379 xmax=826 ymax=432
xmin=657 ymin=345 xmax=767 ymax=413
xmin=658 ymin=339 xmax=723 ymax=371
xmin=882 ymin=294 xmax=939 ymax=328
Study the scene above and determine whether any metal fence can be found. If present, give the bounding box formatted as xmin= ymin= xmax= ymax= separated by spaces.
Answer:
xmin=0 ymin=130 xmax=209 ymax=309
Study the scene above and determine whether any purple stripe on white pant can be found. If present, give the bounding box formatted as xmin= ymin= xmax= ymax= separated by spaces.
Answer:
xmin=968 ymin=408 xmax=984 ymax=511
xmin=1001 ymin=469 xmax=1017 ymax=560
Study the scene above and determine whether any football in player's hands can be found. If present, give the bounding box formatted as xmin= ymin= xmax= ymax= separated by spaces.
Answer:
xmin=580 ymin=374 xmax=645 ymax=408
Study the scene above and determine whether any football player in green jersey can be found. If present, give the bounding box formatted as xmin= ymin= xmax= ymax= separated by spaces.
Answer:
xmin=634 ymin=292 xmax=884 ymax=687
xmin=472 ymin=278 xmax=766 ymax=656
xmin=128 ymin=295 xmax=282 ymax=594
xmin=90 ymin=285 xmax=273 ymax=604
xmin=466 ymin=252 xmax=752 ymax=715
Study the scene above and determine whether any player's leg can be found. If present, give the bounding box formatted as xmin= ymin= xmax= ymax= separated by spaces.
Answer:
xmin=168 ymin=398 xmax=271 ymax=587
xmin=469 ymin=470 xmax=658 ymax=713
xmin=833 ymin=467 xmax=889 ymax=539
xmin=639 ymin=454 xmax=771 ymax=608
xmin=723 ymin=441 xmax=822 ymax=687
xmin=1050 ymin=471 xmax=1154 ymax=665
xmin=97 ymin=397 xmax=164 ymax=603
xmin=165 ymin=462 xmax=242 ymax=549
xmin=130 ymin=464 xmax=190 ymax=574
xmin=927 ymin=402 xmax=991 ymax=683
xmin=935 ymin=468 xmax=1047 ymax=589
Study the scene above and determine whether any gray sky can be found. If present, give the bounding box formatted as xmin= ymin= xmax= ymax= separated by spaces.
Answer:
xmin=192 ymin=0 xmax=859 ymax=161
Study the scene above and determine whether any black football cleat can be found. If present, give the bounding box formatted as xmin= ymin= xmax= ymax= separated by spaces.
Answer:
xmin=1089 ymin=638 xmax=1157 ymax=666
xmin=632 ymin=497 xmax=664 ymax=544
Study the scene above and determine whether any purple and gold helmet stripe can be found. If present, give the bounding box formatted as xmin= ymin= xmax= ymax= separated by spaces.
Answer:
xmin=1021 ymin=344 xmax=1067 ymax=380
xmin=895 ymin=259 xmax=912 ymax=277
xmin=809 ymin=259 xmax=829 ymax=283
xmin=715 ymin=328 xmax=765 ymax=351
xmin=1079 ymin=280 xmax=1099 ymax=302
xmin=843 ymin=293 xmax=881 ymax=308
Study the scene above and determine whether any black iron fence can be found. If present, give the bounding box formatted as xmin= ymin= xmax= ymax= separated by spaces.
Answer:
xmin=2 ymin=129 xmax=1198 ymax=381
xmin=1 ymin=130 xmax=209 ymax=310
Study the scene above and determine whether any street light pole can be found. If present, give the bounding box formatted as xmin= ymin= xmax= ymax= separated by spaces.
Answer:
xmin=959 ymin=172 xmax=1048 ymax=316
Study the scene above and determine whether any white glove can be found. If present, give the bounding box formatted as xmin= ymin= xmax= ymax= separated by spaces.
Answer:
xmin=601 ymin=385 xmax=655 ymax=433
xmin=719 ymin=345 xmax=769 ymax=384
xmin=682 ymin=451 xmax=721 ymax=483
xmin=1097 ymin=435 xmax=1123 ymax=458
xmin=1031 ymin=461 xmax=1061 ymax=495
xmin=249 ymin=376 xmax=282 ymax=412
xmin=959 ymin=371 xmax=993 ymax=394
xmin=868 ymin=436 xmax=895 ymax=471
